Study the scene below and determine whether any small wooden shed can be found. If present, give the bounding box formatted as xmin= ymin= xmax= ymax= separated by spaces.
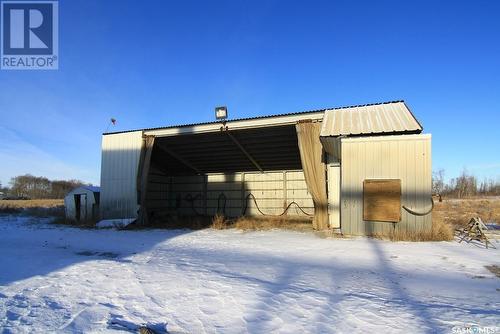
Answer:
xmin=64 ymin=186 xmax=100 ymax=222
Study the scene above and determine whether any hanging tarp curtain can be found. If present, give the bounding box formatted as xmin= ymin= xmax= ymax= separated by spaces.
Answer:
xmin=296 ymin=122 xmax=329 ymax=230
xmin=137 ymin=135 xmax=155 ymax=225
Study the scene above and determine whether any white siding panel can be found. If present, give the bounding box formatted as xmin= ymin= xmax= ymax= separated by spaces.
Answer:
xmin=100 ymin=131 xmax=143 ymax=219
xmin=327 ymin=163 xmax=340 ymax=228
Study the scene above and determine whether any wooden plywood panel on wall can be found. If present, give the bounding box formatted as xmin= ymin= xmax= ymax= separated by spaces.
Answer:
xmin=341 ymin=134 xmax=432 ymax=236
xmin=363 ymin=179 xmax=401 ymax=222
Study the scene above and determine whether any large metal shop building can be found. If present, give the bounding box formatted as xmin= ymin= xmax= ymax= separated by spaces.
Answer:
xmin=99 ymin=100 xmax=432 ymax=235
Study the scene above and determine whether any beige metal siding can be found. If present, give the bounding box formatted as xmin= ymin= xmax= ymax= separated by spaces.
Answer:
xmin=340 ymin=134 xmax=432 ymax=235
xmin=320 ymin=102 xmax=422 ymax=137
xmin=100 ymin=131 xmax=143 ymax=219
xmin=244 ymin=171 xmax=313 ymax=216
xmin=327 ymin=162 xmax=340 ymax=228
xmin=145 ymin=170 xmax=314 ymax=218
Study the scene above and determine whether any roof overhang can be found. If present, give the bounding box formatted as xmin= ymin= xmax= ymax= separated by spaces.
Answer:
xmin=320 ymin=101 xmax=422 ymax=137
xmin=145 ymin=111 xmax=327 ymax=176
xmin=102 ymin=100 xmax=426 ymax=176
xmin=144 ymin=111 xmax=325 ymax=138
xmin=151 ymin=124 xmax=305 ymax=175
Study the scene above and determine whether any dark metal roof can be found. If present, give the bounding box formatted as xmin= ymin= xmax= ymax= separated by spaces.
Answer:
xmin=103 ymin=100 xmax=406 ymax=136
xmin=152 ymin=125 xmax=302 ymax=175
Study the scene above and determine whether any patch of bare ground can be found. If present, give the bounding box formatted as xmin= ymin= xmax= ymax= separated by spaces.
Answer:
xmin=143 ymin=214 xmax=213 ymax=230
xmin=51 ymin=217 xmax=98 ymax=228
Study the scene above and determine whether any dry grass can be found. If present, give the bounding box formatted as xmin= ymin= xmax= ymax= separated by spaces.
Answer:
xmin=233 ymin=216 xmax=313 ymax=232
xmin=0 ymin=199 xmax=64 ymax=217
xmin=432 ymin=197 xmax=500 ymax=228
xmin=130 ymin=212 xmax=313 ymax=231
xmin=0 ymin=199 xmax=63 ymax=208
xmin=371 ymin=196 xmax=500 ymax=242
xmin=374 ymin=218 xmax=454 ymax=242
xmin=211 ymin=214 xmax=228 ymax=230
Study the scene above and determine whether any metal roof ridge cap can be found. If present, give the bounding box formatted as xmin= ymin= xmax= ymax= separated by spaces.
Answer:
xmin=322 ymin=99 xmax=405 ymax=112
xmin=103 ymin=100 xmax=406 ymax=136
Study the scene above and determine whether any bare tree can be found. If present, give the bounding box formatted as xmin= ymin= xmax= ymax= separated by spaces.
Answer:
xmin=432 ymin=169 xmax=445 ymax=195
xmin=50 ymin=180 xmax=86 ymax=199
xmin=437 ymin=170 xmax=500 ymax=198
xmin=444 ymin=169 xmax=478 ymax=198
xmin=0 ymin=181 xmax=6 ymax=197
xmin=479 ymin=177 xmax=500 ymax=196
xmin=9 ymin=175 xmax=89 ymax=199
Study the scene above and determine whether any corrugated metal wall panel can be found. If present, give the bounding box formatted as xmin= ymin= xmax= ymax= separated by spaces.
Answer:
xmin=144 ymin=170 xmax=314 ymax=218
xmin=327 ymin=161 xmax=340 ymax=229
xmin=321 ymin=101 xmax=422 ymax=137
xmin=100 ymin=131 xmax=143 ymax=219
xmin=340 ymin=134 xmax=432 ymax=236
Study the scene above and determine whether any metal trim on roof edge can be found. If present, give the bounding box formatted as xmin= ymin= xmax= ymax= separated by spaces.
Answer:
xmin=103 ymin=100 xmax=407 ymax=136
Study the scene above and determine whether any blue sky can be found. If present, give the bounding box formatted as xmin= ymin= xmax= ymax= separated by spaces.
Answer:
xmin=0 ymin=0 xmax=499 ymax=186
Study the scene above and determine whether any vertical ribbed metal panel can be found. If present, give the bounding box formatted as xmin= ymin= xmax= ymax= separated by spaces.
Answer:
xmin=100 ymin=131 xmax=143 ymax=219
xmin=327 ymin=162 xmax=341 ymax=228
xmin=146 ymin=170 xmax=314 ymax=218
xmin=340 ymin=134 xmax=432 ymax=235
xmin=320 ymin=101 xmax=422 ymax=136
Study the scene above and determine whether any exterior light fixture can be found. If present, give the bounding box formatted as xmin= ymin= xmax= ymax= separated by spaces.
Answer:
xmin=215 ymin=106 xmax=228 ymax=120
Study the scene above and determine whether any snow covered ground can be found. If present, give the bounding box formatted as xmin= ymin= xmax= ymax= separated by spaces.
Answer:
xmin=0 ymin=215 xmax=498 ymax=334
